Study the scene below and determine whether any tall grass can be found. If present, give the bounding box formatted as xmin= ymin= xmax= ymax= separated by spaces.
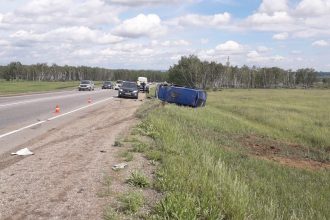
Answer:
xmin=0 ymin=81 xmax=80 ymax=95
xmin=139 ymin=89 xmax=330 ymax=219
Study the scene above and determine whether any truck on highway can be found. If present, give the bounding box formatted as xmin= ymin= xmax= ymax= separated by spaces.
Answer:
xmin=137 ymin=77 xmax=149 ymax=93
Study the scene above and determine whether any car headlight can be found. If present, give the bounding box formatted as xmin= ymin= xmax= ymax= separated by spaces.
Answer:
xmin=119 ymin=89 xmax=123 ymax=92
xmin=133 ymin=90 xmax=138 ymax=93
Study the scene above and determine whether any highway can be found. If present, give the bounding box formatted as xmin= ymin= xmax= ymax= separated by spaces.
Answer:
xmin=0 ymin=88 xmax=118 ymax=154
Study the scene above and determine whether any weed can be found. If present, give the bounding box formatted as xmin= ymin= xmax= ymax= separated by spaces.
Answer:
xmin=113 ymin=140 xmax=122 ymax=147
xmin=149 ymin=160 xmax=157 ymax=166
xmin=137 ymin=123 xmax=159 ymax=138
xmin=97 ymin=175 xmax=112 ymax=197
xmin=119 ymin=191 xmax=144 ymax=214
xmin=120 ymin=151 xmax=134 ymax=162
xmin=127 ymin=171 xmax=150 ymax=188
xmin=103 ymin=206 xmax=119 ymax=220
xmin=131 ymin=142 xmax=148 ymax=153
xmin=145 ymin=150 xmax=162 ymax=162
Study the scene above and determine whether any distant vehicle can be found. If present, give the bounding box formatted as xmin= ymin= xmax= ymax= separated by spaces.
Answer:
xmin=102 ymin=81 xmax=113 ymax=89
xmin=118 ymin=81 xmax=139 ymax=99
xmin=114 ymin=80 xmax=123 ymax=90
xmin=78 ymin=80 xmax=94 ymax=91
xmin=137 ymin=77 xmax=149 ymax=92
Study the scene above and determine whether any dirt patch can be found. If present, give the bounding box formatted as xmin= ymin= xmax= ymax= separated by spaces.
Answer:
xmin=239 ymin=134 xmax=330 ymax=171
xmin=240 ymin=134 xmax=282 ymax=156
xmin=258 ymin=155 xmax=330 ymax=171
xmin=0 ymin=95 xmax=145 ymax=220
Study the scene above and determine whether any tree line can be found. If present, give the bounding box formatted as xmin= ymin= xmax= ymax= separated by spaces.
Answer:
xmin=0 ymin=56 xmax=323 ymax=89
xmin=168 ymin=55 xmax=319 ymax=89
xmin=0 ymin=62 xmax=168 ymax=82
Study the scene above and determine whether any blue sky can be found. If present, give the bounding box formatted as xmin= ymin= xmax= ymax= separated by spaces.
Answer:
xmin=0 ymin=0 xmax=330 ymax=71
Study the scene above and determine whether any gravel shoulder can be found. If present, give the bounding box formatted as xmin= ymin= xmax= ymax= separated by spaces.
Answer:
xmin=0 ymin=96 xmax=144 ymax=220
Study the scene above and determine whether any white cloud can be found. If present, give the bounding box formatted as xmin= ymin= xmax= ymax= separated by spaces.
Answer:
xmin=246 ymin=50 xmax=284 ymax=62
xmin=247 ymin=50 xmax=262 ymax=59
xmin=273 ymin=32 xmax=289 ymax=40
xmin=215 ymin=40 xmax=244 ymax=54
xmin=0 ymin=39 xmax=10 ymax=46
xmin=272 ymin=55 xmax=285 ymax=61
xmin=113 ymin=14 xmax=166 ymax=38
xmin=312 ymin=40 xmax=329 ymax=47
xmin=106 ymin=0 xmax=196 ymax=6
xmin=1 ymin=0 xmax=120 ymax=29
xmin=244 ymin=0 xmax=297 ymax=33
xmin=247 ymin=11 xmax=292 ymax=25
xmin=10 ymin=26 xmax=123 ymax=44
xmin=72 ymin=49 xmax=93 ymax=57
xmin=171 ymin=12 xmax=231 ymax=27
xmin=17 ymin=0 xmax=69 ymax=15
xmin=291 ymin=50 xmax=301 ymax=54
xmin=244 ymin=0 xmax=330 ymax=39
xmin=257 ymin=46 xmax=271 ymax=52
xmin=295 ymin=0 xmax=330 ymax=16
xmin=201 ymin=38 xmax=209 ymax=44
xmin=258 ymin=0 xmax=288 ymax=14
xmin=157 ymin=40 xmax=190 ymax=47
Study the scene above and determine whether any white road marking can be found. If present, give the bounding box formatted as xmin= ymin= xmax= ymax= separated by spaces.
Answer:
xmin=0 ymin=121 xmax=45 ymax=139
xmin=0 ymin=89 xmax=75 ymax=99
xmin=0 ymin=90 xmax=107 ymax=108
xmin=0 ymin=97 xmax=114 ymax=140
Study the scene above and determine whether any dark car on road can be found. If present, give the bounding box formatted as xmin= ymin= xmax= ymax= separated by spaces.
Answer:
xmin=118 ymin=81 xmax=139 ymax=99
xmin=78 ymin=80 xmax=94 ymax=91
xmin=102 ymin=81 xmax=113 ymax=89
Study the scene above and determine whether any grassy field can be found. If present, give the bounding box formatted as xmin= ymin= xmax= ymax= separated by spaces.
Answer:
xmin=136 ymin=89 xmax=330 ymax=219
xmin=0 ymin=80 xmax=103 ymax=95
xmin=0 ymin=80 xmax=83 ymax=95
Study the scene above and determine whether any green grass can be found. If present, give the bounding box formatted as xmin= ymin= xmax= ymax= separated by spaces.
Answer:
xmin=118 ymin=191 xmax=144 ymax=214
xmin=145 ymin=150 xmax=162 ymax=162
xmin=138 ymin=89 xmax=330 ymax=220
xmin=120 ymin=151 xmax=134 ymax=162
xmin=131 ymin=142 xmax=149 ymax=153
xmin=127 ymin=171 xmax=150 ymax=188
xmin=146 ymin=86 xmax=156 ymax=99
xmin=0 ymin=80 xmax=82 ymax=95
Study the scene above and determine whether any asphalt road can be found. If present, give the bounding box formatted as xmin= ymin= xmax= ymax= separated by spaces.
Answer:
xmin=0 ymin=88 xmax=118 ymax=154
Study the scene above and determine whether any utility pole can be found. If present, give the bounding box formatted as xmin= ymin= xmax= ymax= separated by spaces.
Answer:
xmin=226 ymin=56 xmax=230 ymax=67
xmin=225 ymin=56 xmax=230 ymax=88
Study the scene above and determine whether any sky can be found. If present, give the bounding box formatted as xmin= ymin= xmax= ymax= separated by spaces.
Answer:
xmin=0 ymin=0 xmax=330 ymax=71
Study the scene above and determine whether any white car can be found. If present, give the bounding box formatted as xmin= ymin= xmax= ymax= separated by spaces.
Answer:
xmin=114 ymin=80 xmax=123 ymax=90
xmin=78 ymin=80 xmax=94 ymax=91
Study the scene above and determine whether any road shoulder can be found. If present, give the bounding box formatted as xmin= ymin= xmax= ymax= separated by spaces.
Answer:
xmin=0 ymin=96 xmax=145 ymax=219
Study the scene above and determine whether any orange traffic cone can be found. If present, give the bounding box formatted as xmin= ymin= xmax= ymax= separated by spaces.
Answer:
xmin=88 ymin=97 xmax=92 ymax=103
xmin=55 ymin=104 xmax=60 ymax=113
